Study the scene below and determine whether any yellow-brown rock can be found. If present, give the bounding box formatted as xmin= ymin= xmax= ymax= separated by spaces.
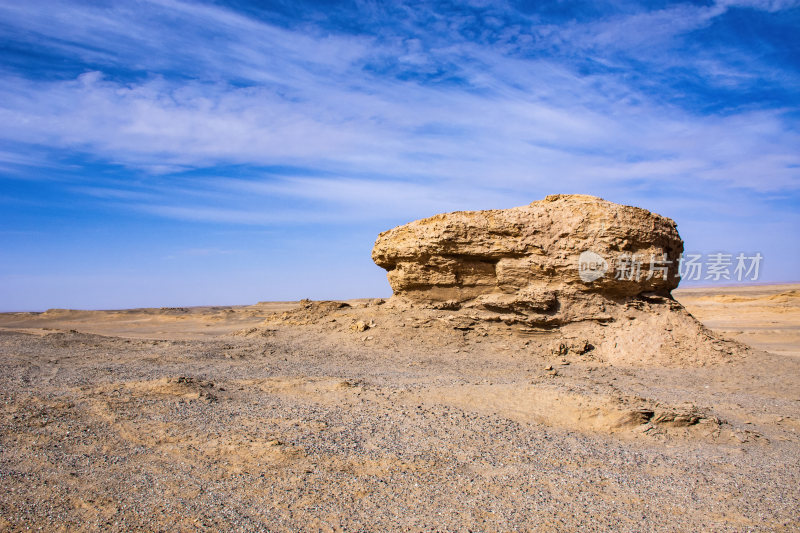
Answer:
xmin=372 ymin=194 xmax=684 ymax=325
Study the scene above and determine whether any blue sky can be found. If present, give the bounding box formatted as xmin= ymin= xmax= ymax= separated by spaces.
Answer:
xmin=1 ymin=0 xmax=798 ymax=310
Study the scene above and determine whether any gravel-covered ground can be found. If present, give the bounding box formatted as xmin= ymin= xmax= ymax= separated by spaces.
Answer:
xmin=0 ymin=291 xmax=799 ymax=531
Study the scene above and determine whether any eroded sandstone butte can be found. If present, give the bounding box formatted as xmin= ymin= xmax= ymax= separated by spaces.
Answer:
xmin=372 ymin=194 xmax=684 ymax=325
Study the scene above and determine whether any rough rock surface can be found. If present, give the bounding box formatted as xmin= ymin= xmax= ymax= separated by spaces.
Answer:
xmin=372 ymin=194 xmax=684 ymax=325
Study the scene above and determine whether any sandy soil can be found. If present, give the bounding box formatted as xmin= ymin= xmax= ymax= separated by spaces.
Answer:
xmin=674 ymin=284 xmax=800 ymax=358
xmin=0 ymin=285 xmax=798 ymax=531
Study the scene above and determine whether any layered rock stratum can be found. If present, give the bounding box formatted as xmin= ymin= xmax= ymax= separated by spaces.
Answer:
xmin=372 ymin=194 xmax=683 ymax=325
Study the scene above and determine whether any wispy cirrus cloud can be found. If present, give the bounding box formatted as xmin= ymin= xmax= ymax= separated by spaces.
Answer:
xmin=1 ymin=1 xmax=797 ymax=189
xmin=1 ymin=66 xmax=796 ymax=196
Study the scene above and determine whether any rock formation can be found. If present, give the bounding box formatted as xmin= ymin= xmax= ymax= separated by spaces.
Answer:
xmin=372 ymin=194 xmax=684 ymax=325
xmin=251 ymin=193 xmax=742 ymax=368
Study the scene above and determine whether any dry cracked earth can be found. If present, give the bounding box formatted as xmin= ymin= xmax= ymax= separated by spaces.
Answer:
xmin=1 ymin=285 xmax=799 ymax=531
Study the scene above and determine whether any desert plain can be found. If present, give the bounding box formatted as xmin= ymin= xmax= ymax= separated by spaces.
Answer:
xmin=0 ymin=283 xmax=798 ymax=531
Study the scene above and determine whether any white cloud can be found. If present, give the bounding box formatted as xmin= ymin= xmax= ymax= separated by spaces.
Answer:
xmin=717 ymin=0 xmax=800 ymax=11
xmin=2 ymin=65 xmax=797 ymax=195
xmin=0 ymin=0 xmax=797 ymax=225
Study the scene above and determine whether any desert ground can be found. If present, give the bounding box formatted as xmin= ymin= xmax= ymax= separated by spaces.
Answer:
xmin=0 ymin=284 xmax=798 ymax=531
